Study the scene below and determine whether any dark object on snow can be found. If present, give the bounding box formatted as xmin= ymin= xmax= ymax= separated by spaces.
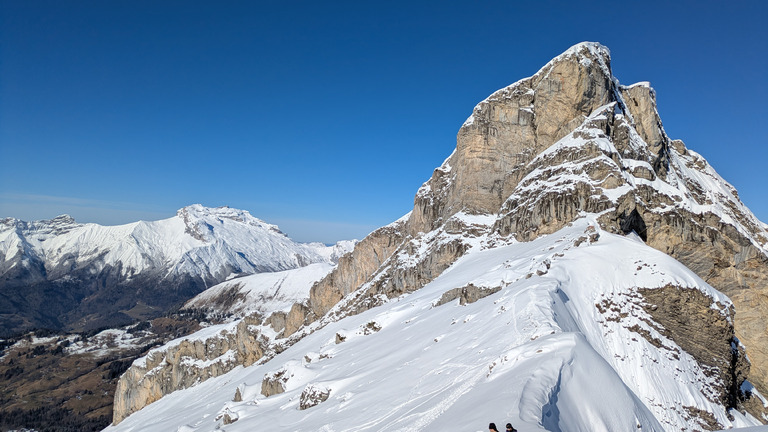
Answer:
xmin=506 ymin=423 xmax=518 ymax=432
xmin=489 ymin=423 xmax=499 ymax=432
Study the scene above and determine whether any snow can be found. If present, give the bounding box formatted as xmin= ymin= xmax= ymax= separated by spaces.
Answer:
xmin=716 ymin=427 xmax=768 ymax=432
xmin=66 ymin=328 xmax=152 ymax=357
xmin=105 ymin=218 xmax=757 ymax=432
xmin=743 ymin=381 xmax=768 ymax=408
xmin=184 ymin=262 xmax=335 ymax=317
xmin=0 ymin=204 xmax=347 ymax=284
xmin=0 ymin=335 xmax=60 ymax=361
xmin=557 ymin=42 xmax=612 ymax=78
xmin=180 ymin=349 xmax=237 ymax=370
xmin=450 ymin=211 xmax=496 ymax=227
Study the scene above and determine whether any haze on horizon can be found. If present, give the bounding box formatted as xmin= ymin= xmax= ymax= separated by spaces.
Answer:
xmin=1 ymin=1 xmax=766 ymax=244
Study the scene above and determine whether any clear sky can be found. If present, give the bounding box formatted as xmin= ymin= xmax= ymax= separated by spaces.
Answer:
xmin=1 ymin=1 xmax=766 ymax=244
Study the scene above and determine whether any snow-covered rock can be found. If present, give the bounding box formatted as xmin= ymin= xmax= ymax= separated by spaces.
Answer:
xmin=110 ymin=261 xmax=339 ymax=423
xmin=298 ymin=41 xmax=768 ymax=397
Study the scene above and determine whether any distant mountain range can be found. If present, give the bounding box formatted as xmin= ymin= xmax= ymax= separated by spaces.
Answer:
xmin=0 ymin=204 xmax=354 ymax=335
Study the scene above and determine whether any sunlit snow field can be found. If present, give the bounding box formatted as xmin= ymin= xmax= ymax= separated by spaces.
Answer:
xmin=106 ymin=219 xmax=766 ymax=431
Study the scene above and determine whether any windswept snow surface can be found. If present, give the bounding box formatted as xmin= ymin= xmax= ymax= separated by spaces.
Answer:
xmin=105 ymin=219 xmax=762 ymax=432
xmin=716 ymin=427 xmax=768 ymax=432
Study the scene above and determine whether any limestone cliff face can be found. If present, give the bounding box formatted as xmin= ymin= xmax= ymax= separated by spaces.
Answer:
xmin=112 ymin=315 xmax=268 ymax=424
xmin=638 ymin=286 xmax=749 ymax=412
xmin=297 ymin=44 xmax=768 ymax=397
xmin=304 ymin=219 xmax=407 ymax=324
xmin=286 ymin=42 xmax=768 ymax=394
xmin=405 ymin=42 xmax=768 ymax=395
xmin=412 ymin=43 xmax=615 ymax=231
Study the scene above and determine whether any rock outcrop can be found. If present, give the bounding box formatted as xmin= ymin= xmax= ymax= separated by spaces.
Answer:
xmin=638 ymin=286 xmax=749 ymax=411
xmin=299 ymin=383 xmax=331 ymax=410
xmin=112 ymin=315 xmax=268 ymax=424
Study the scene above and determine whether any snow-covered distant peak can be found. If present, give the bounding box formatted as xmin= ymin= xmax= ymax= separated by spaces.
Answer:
xmin=178 ymin=204 xmax=283 ymax=236
xmin=0 ymin=205 xmax=356 ymax=335
xmin=174 ymin=204 xmax=286 ymax=243
xmin=0 ymin=213 xmax=82 ymax=236
xmin=0 ymin=204 xmax=349 ymax=279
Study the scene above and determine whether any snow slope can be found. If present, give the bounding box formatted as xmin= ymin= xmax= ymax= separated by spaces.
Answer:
xmin=105 ymin=218 xmax=765 ymax=432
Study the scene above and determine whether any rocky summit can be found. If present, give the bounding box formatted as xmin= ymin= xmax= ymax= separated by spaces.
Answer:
xmin=109 ymin=42 xmax=768 ymax=430
xmin=302 ymin=42 xmax=768 ymax=394
xmin=425 ymin=43 xmax=768 ymax=392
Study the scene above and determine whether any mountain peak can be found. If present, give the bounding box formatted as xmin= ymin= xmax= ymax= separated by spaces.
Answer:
xmin=560 ymin=41 xmax=611 ymax=60
xmin=0 ymin=214 xmax=82 ymax=238
xmin=106 ymin=44 xmax=768 ymax=429
xmin=177 ymin=204 xmax=248 ymax=221
xmin=433 ymin=42 xmax=620 ymax=227
xmin=345 ymin=41 xmax=768 ymax=396
xmin=541 ymin=41 xmax=612 ymax=78
xmin=176 ymin=204 xmax=284 ymax=242
xmin=48 ymin=214 xmax=77 ymax=224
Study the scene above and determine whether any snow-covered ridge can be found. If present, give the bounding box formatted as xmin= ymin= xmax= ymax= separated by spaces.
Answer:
xmin=105 ymin=218 xmax=764 ymax=431
xmin=0 ymin=204 xmax=348 ymax=281
xmin=0 ymin=204 xmax=355 ymax=335
xmin=125 ymin=261 xmax=335 ymax=374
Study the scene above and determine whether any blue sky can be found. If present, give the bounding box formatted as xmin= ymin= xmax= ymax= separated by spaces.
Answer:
xmin=1 ymin=1 xmax=766 ymax=243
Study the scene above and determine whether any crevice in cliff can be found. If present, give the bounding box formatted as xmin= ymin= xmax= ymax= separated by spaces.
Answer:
xmin=619 ymin=208 xmax=647 ymax=242
xmin=652 ymin=141 xmax=671 ymax=180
